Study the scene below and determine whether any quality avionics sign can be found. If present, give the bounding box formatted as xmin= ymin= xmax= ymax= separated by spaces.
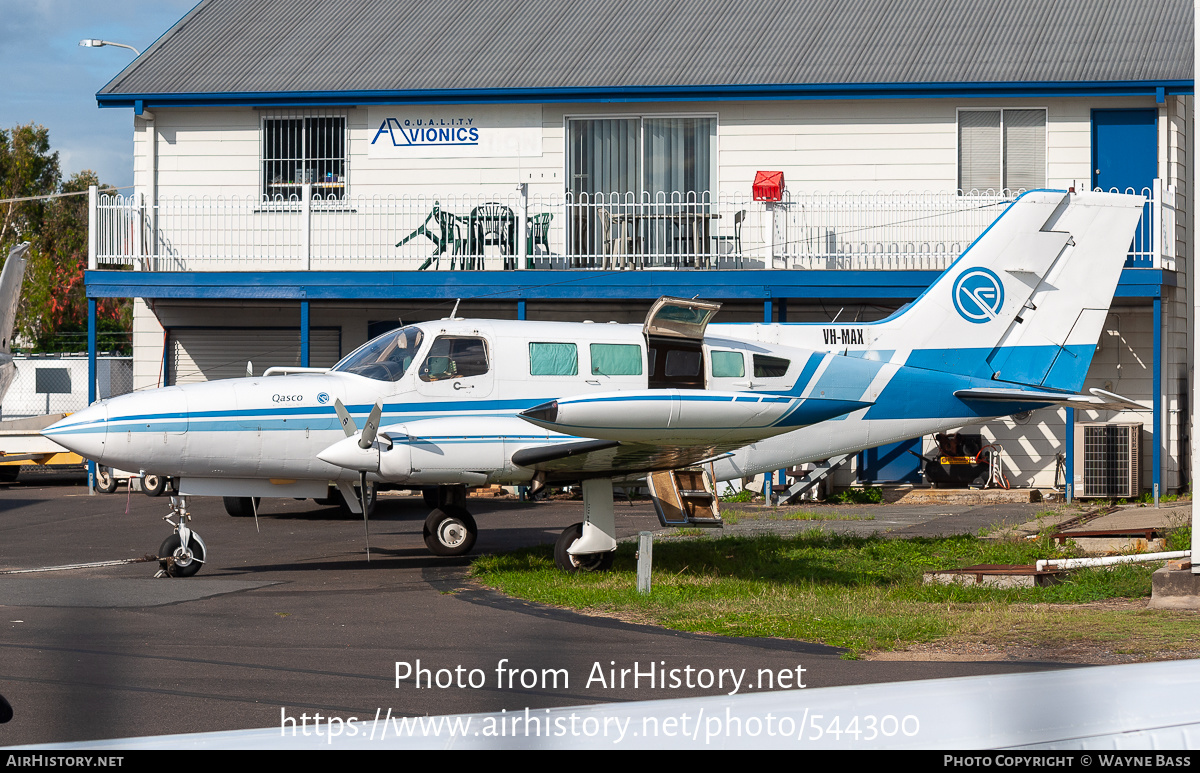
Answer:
xmin=367 ymin=105 xmax=542 ymax=158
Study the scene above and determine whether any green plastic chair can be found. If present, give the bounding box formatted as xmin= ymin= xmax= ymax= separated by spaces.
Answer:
xmin=396 ymin=202 xmax=467 ymax=270
xmin=525 ymin=212 xmax=552 ymax=268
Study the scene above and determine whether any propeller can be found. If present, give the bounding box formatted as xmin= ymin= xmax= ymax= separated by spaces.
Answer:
xmin=333 ymin=398 xmax=382 ymax=561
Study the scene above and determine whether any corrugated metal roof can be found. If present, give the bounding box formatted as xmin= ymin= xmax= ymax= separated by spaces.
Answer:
xmin=99 ymin=0 xmax=1193 ymax=98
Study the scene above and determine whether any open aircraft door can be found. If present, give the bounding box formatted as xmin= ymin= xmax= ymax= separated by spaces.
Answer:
xmin=643 ymin=297 xmax=721 ymax=390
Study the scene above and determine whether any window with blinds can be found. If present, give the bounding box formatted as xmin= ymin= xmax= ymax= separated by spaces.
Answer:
xmin=261 ymin=112 xmax=347 ymax=201
xmin=958 ymin=109 xmax=1046 ymax=194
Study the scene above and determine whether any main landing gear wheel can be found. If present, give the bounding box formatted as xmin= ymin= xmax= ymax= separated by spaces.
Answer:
xmin=143 ymin=474 xmax=169 ymax=497
xmin=158 ymin=532 xmax=205 ymax=578
xmin=554 ymin=522 xmax=615 ymax=573
xmin=223 ymin=497 xmax=260 ymax=517
xmin=423 ymin=506 xmax=477 ymax=556
xmin=0 ymin=466 xmax=20 ymax=484
xmin=95 ymin=467 xmax=118 ymax=494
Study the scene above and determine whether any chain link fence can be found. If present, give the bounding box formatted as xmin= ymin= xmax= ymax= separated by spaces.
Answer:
xmin=0 ymin=354 xmax=132 ymax=421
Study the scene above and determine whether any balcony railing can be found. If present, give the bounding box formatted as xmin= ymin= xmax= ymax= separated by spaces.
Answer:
xmin=88 ymin=183 xmax=1173 ymax=273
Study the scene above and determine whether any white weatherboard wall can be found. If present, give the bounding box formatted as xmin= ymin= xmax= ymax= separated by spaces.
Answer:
xmin=136 ymin=96 xmax=1169 ymax=206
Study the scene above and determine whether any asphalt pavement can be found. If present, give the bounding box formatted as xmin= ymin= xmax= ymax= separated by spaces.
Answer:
xmin=0 ymin=471 xmax=1101 ymax=746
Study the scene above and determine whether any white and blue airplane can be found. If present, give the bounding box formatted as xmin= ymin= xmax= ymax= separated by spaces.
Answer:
xmin=0 ymin=242 xmax=30 ymax=403
xmin=44 ymin=190 xmax=1145 ymax=575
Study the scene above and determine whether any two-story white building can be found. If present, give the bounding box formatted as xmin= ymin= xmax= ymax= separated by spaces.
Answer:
xmin=85 ymin=0 xmax=1193 ymax=496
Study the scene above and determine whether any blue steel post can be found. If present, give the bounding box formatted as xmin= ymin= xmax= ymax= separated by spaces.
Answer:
xmin=87 ymin=298 xmax=97 ymax=493
xmin=764 ymin=299 xmax=786 ymax=489
xmin=515 ymin=299 xmax=527 ymax=499
xmin=1153 ymin=296 xmax=1161 ymax=505
xmin=1065 ymin=407 xmax=1074 ymax=502
xmin=299 ymin=301 xmax=310 ymax=368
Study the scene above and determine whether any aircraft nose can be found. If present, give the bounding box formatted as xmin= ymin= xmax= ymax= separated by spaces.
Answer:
xmin=42 ymin=401 xmax=109 ymax=461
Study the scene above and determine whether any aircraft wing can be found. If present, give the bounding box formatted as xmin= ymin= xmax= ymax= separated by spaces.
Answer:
xmin=954 ymin=386 xmax=1143 ymax=412
xmin=509 ymin=437 xmax=746 ymax=482
xmin=506 ymin=388 xmax=870 ymax=482
xmin=517 ymin=388 xmax=871 ymax=445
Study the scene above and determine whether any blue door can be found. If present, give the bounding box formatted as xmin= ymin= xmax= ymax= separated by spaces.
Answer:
xmin=858 ymin=438 xmax=923 ymax=484
xmin=1092 ymin=109 xmax=1156 ymax=266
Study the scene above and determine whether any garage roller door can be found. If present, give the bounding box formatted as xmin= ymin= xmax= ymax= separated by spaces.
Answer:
xmin=168 ymin=328 xmax=341 ymax=384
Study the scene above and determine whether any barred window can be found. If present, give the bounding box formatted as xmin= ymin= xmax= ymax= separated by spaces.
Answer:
xmin=262 ymin=113 xmax=346 ymax=201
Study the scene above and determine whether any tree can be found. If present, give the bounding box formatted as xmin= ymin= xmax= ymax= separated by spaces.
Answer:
xmin=0 ymin=124 xmax=129 ymax=353
xmin=0 ymin=124 xmax=60 ymax=247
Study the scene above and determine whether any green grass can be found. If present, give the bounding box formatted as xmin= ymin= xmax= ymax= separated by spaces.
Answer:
xmin=719 ymin=507 xmax=874 ymax=524
xmin=774 ymin=511 xmax=876 ymax=521
xmin=828 ymin=487 xmax=884 ymax=504
xmin=719 ymin=487 xmax=756 ymax=503
xmin=472 ymin=529 xmax=1199 ymax=657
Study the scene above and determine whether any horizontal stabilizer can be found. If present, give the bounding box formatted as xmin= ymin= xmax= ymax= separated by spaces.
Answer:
xmin=954 ymin=386 xmax=1142 ymax=412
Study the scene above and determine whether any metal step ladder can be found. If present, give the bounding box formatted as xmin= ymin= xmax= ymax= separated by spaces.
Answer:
xmin=647 ymin=467 xmax=723 ymax=528
xmin=773 ymin=454 xmax=852 ymax=504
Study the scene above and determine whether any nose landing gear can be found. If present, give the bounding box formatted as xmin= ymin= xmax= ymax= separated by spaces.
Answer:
xmin=156 ymin=496 xmax=207 ymax=578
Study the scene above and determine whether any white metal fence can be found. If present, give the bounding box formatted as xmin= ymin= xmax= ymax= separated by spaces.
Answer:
xmin=89 ymin=183 xmax=1169 ymax=272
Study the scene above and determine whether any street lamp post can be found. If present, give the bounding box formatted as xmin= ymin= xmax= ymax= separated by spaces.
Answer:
xmin=78 ymin=39 xmax=141 ymax=56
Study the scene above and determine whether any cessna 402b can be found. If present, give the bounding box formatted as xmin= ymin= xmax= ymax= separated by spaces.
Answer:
xmin=44 ymin=190 xmax=1144 ymax=575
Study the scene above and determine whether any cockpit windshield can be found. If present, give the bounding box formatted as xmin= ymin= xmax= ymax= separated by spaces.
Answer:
xmin=332 ymin=326 xmax=425 ymax=382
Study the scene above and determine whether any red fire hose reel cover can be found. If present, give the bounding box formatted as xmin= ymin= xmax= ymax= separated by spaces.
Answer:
xmin=753 ymin=171 xmax=785 ymax=202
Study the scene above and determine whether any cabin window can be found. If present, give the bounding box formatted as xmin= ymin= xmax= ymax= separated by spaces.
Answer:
xmin=958 ymin=108 xmax=1046 ymax=194
xmin=753 ymin=354 xmax=790 ymax=378
xmin=529 ymin=342 xmax=578 ymax=376
xmin=710 ymin=351 xmax=744 ymax=378
xmin=589 ymin=343 xmax=642 ymax=376
xmin=420 ymin=336 xmax=489 ymax=381
xmin=333 ymin=326 xmax=423 ymax=382
xmin=261 ymin=112 xmax=347 ymax=201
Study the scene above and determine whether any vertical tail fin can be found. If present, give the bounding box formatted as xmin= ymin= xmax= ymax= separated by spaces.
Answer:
xmin=869 ymin=190 xmax=1145 ymax=391
xmin=0 ymin=242 xmax=29 ymax=354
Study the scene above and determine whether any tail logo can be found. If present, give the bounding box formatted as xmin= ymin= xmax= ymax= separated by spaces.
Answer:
xmin=952 ymin=268 xmax=1005 ymax=323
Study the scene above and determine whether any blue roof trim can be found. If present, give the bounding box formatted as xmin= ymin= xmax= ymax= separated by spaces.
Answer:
xmin=96 ymin=80 xmax=1195 ymax=109
xmin=84 ymin=268 xmax=1167 ymax=302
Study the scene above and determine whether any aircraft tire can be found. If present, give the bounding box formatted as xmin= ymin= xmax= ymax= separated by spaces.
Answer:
xmin=423 ymin=506 xmax=477 ymax=556
xmin=553 ymin=522 xmax=615 ymax=573
xmin=158 ymin=532 xmax=205 ymax=578
xmin=95 ymin=467 xmax=118 ymax=493
xmin=0 ymin=465 xmax=19 ymax=484
xmin=143 ymin=474 xmax=168 ymax=497
xmin=223 ymin=497 xmax=260 ymax=517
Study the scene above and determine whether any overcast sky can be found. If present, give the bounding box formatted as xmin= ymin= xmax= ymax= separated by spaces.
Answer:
xmin=0 ymin=0 xmax=197 ymax=191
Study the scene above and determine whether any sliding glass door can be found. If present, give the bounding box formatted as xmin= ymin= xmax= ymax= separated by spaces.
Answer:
xmin=567 ymin=116 xmax=715 ymax=265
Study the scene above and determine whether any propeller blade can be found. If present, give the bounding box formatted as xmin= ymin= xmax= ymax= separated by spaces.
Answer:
xmin=359 ymin=471 xmax=371 ymax=562
xmin=334 ymin=398 xmax=357 ymax=437
xmin=359 ymin=401 xmax=383 ymax=450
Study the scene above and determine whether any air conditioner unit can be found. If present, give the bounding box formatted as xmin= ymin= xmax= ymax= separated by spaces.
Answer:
xmin=1072 ymin=422 xmax=1142 ymax=499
